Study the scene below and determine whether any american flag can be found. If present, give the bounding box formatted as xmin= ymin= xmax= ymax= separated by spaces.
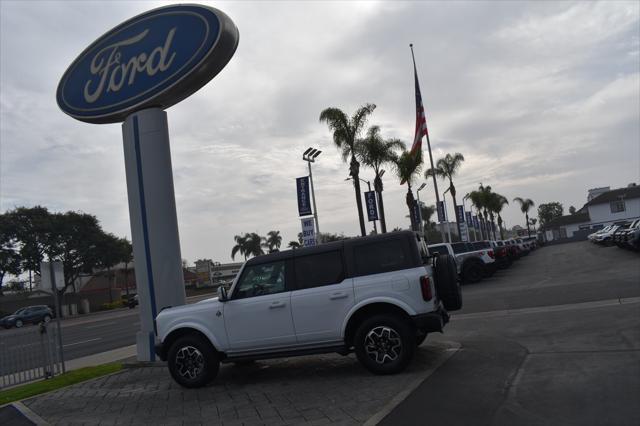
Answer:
xmin=410 ymin=63 xmax=428 ymax=156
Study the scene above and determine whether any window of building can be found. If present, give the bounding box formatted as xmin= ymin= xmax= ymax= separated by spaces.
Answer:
xmin=354 ymin=239 xmax=409 ymax=276
xmin=294 ymin=251 xmax=344 ymax=289
xmin=233 ymin=261 xmax=286 ymax=299
xmin=610 ymin=200 xmax=625 ymax=213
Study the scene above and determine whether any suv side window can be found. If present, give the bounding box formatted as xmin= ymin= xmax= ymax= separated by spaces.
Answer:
xmin=233 ymin=261 xmax=286 ymax=299
xmin=294 ymin=251 xmax=344 ymax=289
xmin=353 ymin=239 xmax=409 ymax=277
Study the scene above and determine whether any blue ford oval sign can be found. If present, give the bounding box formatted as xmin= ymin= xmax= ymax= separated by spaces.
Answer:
xmin=57 ymin=4 xmax=239 ymax=124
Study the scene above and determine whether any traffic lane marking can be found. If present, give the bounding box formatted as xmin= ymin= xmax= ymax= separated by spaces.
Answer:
xmin=63 ymin=338 xmax=101 ymax=347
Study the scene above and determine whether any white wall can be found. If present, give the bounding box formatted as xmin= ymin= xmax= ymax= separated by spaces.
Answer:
xmin=588 ymin=197 xmax=640 ymax=226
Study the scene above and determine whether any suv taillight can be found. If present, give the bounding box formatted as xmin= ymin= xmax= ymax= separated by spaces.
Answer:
xmin=488 ymin=250 xmax=494 ymax=259
xmin=420 ymin=276 xmax=432 ymax=301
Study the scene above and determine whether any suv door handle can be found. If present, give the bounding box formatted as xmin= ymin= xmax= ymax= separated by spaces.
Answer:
xmin=329 ymin=292 xmax=348 ymax=300
xmin=269 ymin=301 xmax=286 ymax=309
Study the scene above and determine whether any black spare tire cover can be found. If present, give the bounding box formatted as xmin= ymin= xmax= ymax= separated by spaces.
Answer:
xmin=434 ymin=254 xmax=462 ymax=311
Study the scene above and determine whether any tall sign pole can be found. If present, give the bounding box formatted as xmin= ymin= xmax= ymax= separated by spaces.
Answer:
xmin=410 ymin=44 xmax=445 ymax=243
xmin=57 ymin=5 xmax=239 ymax=361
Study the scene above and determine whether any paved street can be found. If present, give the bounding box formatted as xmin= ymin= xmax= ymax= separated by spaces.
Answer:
xmin=11 ymin=242 xmax=640 ymax=425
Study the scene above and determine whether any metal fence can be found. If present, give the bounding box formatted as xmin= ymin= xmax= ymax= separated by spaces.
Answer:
xmin=0 ymin=323 xmax=64 ymax=389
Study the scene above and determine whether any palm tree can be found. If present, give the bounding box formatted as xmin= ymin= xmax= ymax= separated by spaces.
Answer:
xmin=245 ymin=233 xmax=265 ymax=258
xmin=469 ymin=184 xmax=493 ymax=239
xmin=355 ymin=125 xmax=405 ymax=233
xmin=394 ymin=149 xmax=424 ymax=230
xmin=231 ymin=234 xmax=248 ymax=260
xmin=265 ymin=230 xmax=282 ymax=253
xmin=529 ymin=218 xmax=538 ymax=233
xmin=487 ymin=193 xmax=509 ymax=240
xmin=513 ymin=197 xmax=535 ymax=237
xmin=419 ymin=202 xmax=436 ymax=231
xmin=319 ymin=103 xmax=376 ymax=236
xmin=425 ymin=153 xmax=465 ymax=237
xmin=468 ymin=190 xmax=485 ymax=239
xmin=288 ymin=241 xmax=301 ymax=249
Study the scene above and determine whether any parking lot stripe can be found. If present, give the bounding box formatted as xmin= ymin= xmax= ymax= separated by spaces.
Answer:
xmin=452 ymin=296 xmax=640 ymax=320
xmin=63 ymin=338 xmax=101 ymax=348
xmin=363 ymin=340 xmax=461 ymax=426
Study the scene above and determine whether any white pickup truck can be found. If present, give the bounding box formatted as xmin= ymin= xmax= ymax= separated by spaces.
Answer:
xmin=154 ymin=231 xmax=461 ymax=387
xmin=428 ymin=242 xmax=496 ymax=284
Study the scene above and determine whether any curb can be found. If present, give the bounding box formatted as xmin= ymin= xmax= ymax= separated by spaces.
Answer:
xmin=10 ymin=401 xmax=50 ymax=425
xmin=363 ymin=340 xmax=461 ymax=426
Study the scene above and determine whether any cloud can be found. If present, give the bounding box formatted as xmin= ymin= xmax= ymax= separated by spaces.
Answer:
xmin=1 ymin=0 xmax=638 ymax=264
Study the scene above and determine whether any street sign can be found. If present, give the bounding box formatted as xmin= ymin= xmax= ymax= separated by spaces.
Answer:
xmin=364 ymin=191 xmax=379 ymax=221
xmin=437 ymin=201 xmax=445 ymax=223
xmin=296 ymin=176 xmax=313 ymax=216
xmin=301 ymin=217 xmax=316 ymax=247
xmin=40 ymin=262 xmax=65 ymax=291
xmin=57 ymin=5 xmax=239 ymax=124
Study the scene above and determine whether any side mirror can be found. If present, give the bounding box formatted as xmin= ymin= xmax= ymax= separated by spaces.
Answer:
xmin=217 ymin=285 xmax=228 ymax=302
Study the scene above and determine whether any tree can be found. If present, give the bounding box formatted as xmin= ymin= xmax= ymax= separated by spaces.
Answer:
xmin=419 ymin=202 xmax=436 ymax=231
xmin=0 ymin=213 xmax=21 ymax=296
xmin=288 ymin=241 xmax=301 ymax=249
xmin=529 ymin=218 xmax=538 ymax=232
xmin=469 ymin=184 xmax=494 ymax=239
xmin=513 ymin=197 xmax=536 ymax=237
xmin=538 ymin=202 xmax=564 ymax=226
xmin=97 ymin=233 xmax=131 ymax=303
xmin=569 ymin=206 xmax=577 ymax=215
xmin=319 ymin=103 xmax=376 ymax=236
xmin=487 ymin=193 xmax=509 ymax=240
xmin=394 ymin=149 xmax=424 ymax=230
xmin=231 ymin=234 xmax=248 ymax=261
xmin=8 ymin=206 xmax=52 ymax=290
xmin=245 ymin=233 xmax=265 ymax=258
xmin=355 ymin=125 xmax=405 ymax=233
xmin=426 ymin=153 xmax=465 ymax=237
xmin=265 ymin=230 xmax=282 ymax=253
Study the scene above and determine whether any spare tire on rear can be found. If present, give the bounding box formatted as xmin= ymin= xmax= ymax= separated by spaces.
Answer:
xmin=434 ymin=254 xmax=462 ymax=311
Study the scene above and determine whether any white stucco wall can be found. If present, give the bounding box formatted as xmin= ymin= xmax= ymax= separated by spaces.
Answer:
xmin=587 ymin=197 xmax=640 ymax=226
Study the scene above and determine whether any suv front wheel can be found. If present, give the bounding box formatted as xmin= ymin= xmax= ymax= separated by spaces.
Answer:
xmin=354 ymin=314 xmax=415 ymax=375
xmin=167 ymin=334 xmax=219 ymax=388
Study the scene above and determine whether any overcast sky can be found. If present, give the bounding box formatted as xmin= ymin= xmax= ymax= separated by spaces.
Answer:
xmin=1 ymin=0 xmax=639 ymax=264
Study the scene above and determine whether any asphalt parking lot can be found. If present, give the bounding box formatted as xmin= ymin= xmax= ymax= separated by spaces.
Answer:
xmin=10 ymin=241 xmax=640 ymax=425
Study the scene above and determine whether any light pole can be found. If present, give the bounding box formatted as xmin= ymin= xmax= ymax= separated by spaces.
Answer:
xmin=443 ymin=187 xmax=453 ymax=243
xmin=302 ymin=148 xmax=321 ymax=238
xmin=346 ymin=177 xmax=377 ymax=234
xmin=416 ymin=182 xmax=427 ymax=235
xmin=463 ymin=193 xmax=477 ymax=241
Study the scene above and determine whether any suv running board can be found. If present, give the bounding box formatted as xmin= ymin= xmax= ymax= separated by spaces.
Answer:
xmin=222 ymin=345 xmax=349 ymax=363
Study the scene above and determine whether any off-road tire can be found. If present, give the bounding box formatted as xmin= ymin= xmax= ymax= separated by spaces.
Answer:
xmin=167 ymin=334 xmax=219 ymax=388
xmin=462 ymin=260 xmax=484 ymax=284
xmin=434 ymin=254 xmax=462 ymax=311
xmin=354 ymin=314 xmax=415 ymax=375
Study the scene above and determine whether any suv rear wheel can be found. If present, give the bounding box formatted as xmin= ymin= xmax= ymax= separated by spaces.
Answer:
xmin=167 ymin=334 xmax=219 ymax=388
xmin=354 ymin=314 xmax=415 ymax=375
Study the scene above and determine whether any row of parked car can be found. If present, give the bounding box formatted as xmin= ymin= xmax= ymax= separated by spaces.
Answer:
xmin=428 ymin=236 xmax=538 ymax=284
xmin=587 ymin=219 xmax=640 ymax=251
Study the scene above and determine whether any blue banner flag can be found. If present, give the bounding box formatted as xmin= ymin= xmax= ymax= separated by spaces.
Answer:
xmin=455 ymin=205 xmax=465 ymax=223
xmin=296 ymin=176 xmax=312 ymax=217
xmin=472 ymin=215 xmax=479 ymax=229
xmin=465 ymin=211 xmax=472 ymax=225
xmin=437 ymin=201 xmax=445 ymax=222
xmin=364 ymin=191 xmax=379 ymax=221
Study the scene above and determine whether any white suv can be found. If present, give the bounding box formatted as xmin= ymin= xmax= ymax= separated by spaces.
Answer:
xmin=154 ymin=231 xmax=461 ymax=387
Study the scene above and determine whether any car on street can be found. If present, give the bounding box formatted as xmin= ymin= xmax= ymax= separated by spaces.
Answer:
xmin=154 ymin=231 xmax=461 ymax=388
xmin=0 ymin=305 xmax=54 ymax=329
xmin=592 ymin=225 xmax=620 ymax=245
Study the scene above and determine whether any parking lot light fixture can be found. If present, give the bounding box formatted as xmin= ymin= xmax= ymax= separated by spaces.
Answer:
xmin=303 ymin=147 xmax=321 ymax=237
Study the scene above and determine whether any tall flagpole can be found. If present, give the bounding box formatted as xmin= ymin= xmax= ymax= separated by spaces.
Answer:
xmin=410 ymin=44 xmax=445 ymax=243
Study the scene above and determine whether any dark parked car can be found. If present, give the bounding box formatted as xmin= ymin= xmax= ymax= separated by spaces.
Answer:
xmin=0 ymin=305 xmax=54 ymax=329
